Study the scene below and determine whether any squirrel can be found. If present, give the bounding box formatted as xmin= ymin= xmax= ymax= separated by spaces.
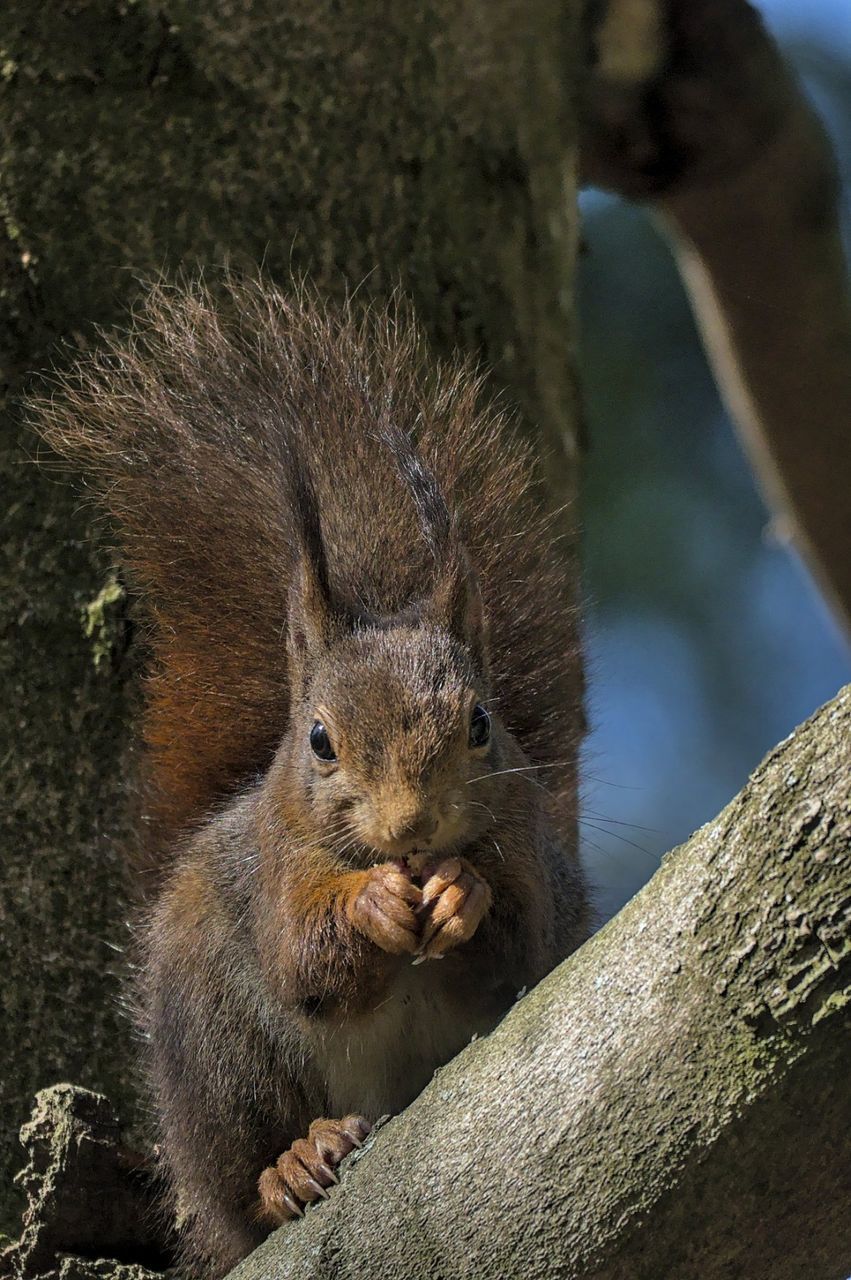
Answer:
xmin=36 ymin=277 xmax=590 ymax=1277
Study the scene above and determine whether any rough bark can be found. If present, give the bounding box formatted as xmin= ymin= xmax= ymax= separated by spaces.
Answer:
xmin=0 ymin=1086 xmax=167 ymax=1280
xmin=0 ymin=0 xmax=583 ymax=1231
xmin=582 ymin=0 xmax=851 ymax=632
xmin=228 ymin=684 xmax=851 ymax=1280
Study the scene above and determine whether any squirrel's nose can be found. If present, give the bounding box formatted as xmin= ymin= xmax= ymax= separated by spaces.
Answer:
xmin=387 ymin=811 xmax=438 ymax=845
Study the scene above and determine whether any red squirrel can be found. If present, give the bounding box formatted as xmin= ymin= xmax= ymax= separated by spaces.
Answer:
xmin=36 ymin=278 xmax=589 ymax=1276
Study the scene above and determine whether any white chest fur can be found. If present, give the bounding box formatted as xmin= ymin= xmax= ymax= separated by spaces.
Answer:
xmin=309 ymin=963 xmax=488 ymax=1118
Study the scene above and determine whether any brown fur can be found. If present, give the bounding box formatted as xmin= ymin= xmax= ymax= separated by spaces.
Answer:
xmin=33 ymin=277 xmax=588 ymax=1276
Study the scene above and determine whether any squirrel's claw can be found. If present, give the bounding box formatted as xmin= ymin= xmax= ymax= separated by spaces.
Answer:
xmin=419 ymin=856 xmax=462 ymax=908
xmin=283 ymin=1193 xmax=304 ymax=1218
xmin=258 ymin=1115 xmax=371 ymax=1225
xmin=339 ymin=1114 xmax=371 ymax=1148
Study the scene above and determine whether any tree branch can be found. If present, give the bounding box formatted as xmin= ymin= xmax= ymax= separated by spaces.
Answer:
xmin=229 ymin=685 xmax=851 ymax=1280
xmin=582 ymin=0 xmax=851 ymax=633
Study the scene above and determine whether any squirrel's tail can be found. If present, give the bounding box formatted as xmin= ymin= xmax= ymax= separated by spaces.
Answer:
xmin=33 ymin=275 xmax=579 ymax=885
xmin=34 ymin=279 xmax=318 ymax=878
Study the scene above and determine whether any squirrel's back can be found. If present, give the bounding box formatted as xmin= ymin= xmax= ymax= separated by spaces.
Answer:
xmin=35 ymin=277 xmax=579 ymax=875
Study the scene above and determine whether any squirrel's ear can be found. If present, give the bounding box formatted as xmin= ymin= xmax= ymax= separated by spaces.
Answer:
xmin=425 ymin=549 xmax=489 ymax=676
xmin=287 ymin=553 xmax=338 ymax=688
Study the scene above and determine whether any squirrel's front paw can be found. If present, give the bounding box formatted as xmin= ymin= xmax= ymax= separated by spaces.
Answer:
xmin=258 ymin=1114 xmax=371 ymax=1224
xmin=416 ymin=857 xmax=492 ymax=960
xmin=346 ymin=862 xmax=422 ymax=955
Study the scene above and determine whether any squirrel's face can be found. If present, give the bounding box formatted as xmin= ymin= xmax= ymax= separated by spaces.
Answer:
xmin=287 ymin=625 xmax=502 ymax=862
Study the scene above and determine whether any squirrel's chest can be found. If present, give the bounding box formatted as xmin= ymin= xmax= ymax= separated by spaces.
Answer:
xmin=309 ymin=964 xmax=493 ymax=1118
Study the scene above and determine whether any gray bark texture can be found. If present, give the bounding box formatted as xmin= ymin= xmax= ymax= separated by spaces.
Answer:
xmin=0 ymin=0 xmax=583 ymax=1233
xmin=1 ymin=1085 xmax=165 ymax=1280
xmin=229 ymin=685 xmax=851 ymax=1280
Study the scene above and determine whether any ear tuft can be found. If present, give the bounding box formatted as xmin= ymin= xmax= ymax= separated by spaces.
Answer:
xmin=287 ymin=552 xmax=339 ymax=686
xmin=424 ymin=548 xmax=489 ymax=676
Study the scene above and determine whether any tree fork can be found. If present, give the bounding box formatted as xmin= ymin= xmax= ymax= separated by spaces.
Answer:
xmin=230 ymin=685 xmax=851 ymax=1280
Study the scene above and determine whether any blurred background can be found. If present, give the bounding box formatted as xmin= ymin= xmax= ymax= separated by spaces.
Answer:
xmin=578 ymin=0 xmax=851 ymax=921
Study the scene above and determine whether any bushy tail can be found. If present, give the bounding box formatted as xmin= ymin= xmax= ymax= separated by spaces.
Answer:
xmin=33 ymin=275 xmax=580 ymax=884
xmin=34 ymin=279 xmax=322 ymax=875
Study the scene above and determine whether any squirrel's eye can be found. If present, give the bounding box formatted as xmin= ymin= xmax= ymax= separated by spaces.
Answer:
xmin=309 ymin=720 xmax=337 ymax=762
xmin=469 ymin=703 xmax=491 ymax=749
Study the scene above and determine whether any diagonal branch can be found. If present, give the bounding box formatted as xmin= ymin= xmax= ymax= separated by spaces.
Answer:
xmin=228 ymin=685 xmax=851 ymax=1280
xmin=582 ymin=0 xmax=851 ymax=633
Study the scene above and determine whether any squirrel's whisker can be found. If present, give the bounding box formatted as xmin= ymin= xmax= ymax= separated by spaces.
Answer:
xmin=465 ymin=799 xmax=498 ymax=824
xmin=467 ymin=759 xmax=573 ymax=786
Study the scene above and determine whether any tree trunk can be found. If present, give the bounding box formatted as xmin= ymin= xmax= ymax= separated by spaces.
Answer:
xmin=0 ymin=0 xmax=583 ymax=1229
xmin=229 ymin=685 xmax=851 ymax=1280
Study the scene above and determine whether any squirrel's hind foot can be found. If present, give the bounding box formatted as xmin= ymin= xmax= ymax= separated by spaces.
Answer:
xmin=257 ymin=1115 xmax=371 ymax=1224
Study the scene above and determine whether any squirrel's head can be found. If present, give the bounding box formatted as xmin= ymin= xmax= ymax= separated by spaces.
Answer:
xmin=277 ymin=545 xmax=505 ymax=862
